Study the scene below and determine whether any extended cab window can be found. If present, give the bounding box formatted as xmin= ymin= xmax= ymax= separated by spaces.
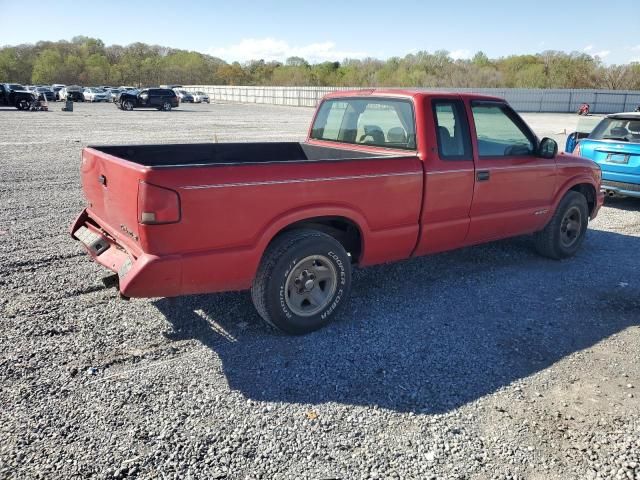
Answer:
xmin=432 ymin=100 xmax=472 ymax=160
xmin=311 ymin=98 xmax=416 ymax=150
xmin=471 ymin=102 xmax=535 ymax=157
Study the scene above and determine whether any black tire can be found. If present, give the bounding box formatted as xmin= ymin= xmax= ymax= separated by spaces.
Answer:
xmin=534 ymin=191 xmax=589 ymax=260
xmin=16 ymin=99 xmax=29 ymax=110
xmin=251 ymin=229 xmax=352 ymax=334
xmin=162 ymin=101 xmax=172 ymax=111
xmin=122 ymin=100 xmax=134 ymax=111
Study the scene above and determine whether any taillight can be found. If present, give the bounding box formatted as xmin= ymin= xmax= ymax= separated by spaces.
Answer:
xmin=138 ymin=182 xmax=181 ymax=224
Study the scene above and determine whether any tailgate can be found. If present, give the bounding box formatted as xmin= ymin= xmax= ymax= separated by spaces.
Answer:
xmin=585 ymin=141 xmax=640 ymax=175
xmin=80 ymin=147 xmax=147 ymax=253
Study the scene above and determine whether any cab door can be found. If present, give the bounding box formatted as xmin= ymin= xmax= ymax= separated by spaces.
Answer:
xmin=465 ymin=101 xmax=556 ymax=244
xmin=414 ymin=97 xmax=476 ymax=255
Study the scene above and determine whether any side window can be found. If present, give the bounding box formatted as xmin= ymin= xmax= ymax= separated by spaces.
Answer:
xmin=432 ymin=100 xmax=472 ymax=160
xmin=471 ymin=103 xmax=535 ymax=157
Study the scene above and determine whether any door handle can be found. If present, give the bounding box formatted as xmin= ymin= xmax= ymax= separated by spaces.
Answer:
xmin=476 ymin=170 xmax=490 ymax=181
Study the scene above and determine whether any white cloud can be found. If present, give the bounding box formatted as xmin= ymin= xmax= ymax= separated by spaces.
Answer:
xmin=593 ymin=50 xmax=611 ymax=58
xmin=583 ymin=45 xmax=593 ymax=52
xmin=449 ymin=49 xmax=472 ymax=60
xmin=209 ymin=38 xmax=368 ymax=63
xmin=632 ymin=45 xmax=640 ymax=51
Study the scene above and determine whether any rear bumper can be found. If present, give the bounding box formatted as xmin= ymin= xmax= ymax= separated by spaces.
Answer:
xmin=70 ymin=209 xmax=182 ymax=298
xmin=70 ymin=209 xmax=256 ymax=298
xmin=601 ymin=180 xmax=640 ymax=198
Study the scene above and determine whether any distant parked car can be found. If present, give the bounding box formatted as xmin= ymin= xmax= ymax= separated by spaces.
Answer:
xmin=118 ymin=86 xmax=136 ymax=91
xmin=60 ymin=86 xmax=85 ymax=102
xmin=117 ymin=88 xmax=178 ymax=111
xmin=193 ymin=91 xmax=210 ymax=103
xmin=52 ymin=84 xmax=65 ymax=100
xmin=83 ymin=88 xmax=110 ymax=102
xmin=174 ymin=89 xmax=194 ymax=103
xmin=0 ymin=83 xmax=36 ymax=110
xmin=566 ymin=112 xmax=640 ymax=198
xmin=106 ymin=88 xmax=123 ymax=102
xmin=33 ymin=86 xmax=56 ymax=101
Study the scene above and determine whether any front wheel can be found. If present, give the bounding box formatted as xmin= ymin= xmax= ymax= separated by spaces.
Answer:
xmin=534 ymin=191 xmax=589 ymax=259
xmin=16 ymin=99 xmax=30 ymax=110
xmin=122 ymin=100 xmax=134 ymax=111
xmin=251 ymin=229 xmax=352 ymax=334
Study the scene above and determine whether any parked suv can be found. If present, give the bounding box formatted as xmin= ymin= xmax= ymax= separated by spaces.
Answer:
xmin=0 ymin=83 xmax=36 ymax=109
xmin=117 ymin=88 xmax=179 ymax=111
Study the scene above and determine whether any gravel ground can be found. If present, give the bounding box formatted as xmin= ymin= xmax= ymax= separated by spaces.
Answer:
xmin=0 ymin=102 xmax=639 ymax=480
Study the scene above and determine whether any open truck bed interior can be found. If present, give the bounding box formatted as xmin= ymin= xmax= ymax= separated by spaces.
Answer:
xmin=91 ymin=142 xmax=401 ymax=167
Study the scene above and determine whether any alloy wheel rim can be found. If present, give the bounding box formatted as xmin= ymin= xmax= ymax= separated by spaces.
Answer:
xmin=285 ymin=255 xmax=337 ymax=317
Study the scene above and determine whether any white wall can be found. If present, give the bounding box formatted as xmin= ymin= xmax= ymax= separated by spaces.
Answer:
xmin=185 ymin=85 xmax=640 ymax=113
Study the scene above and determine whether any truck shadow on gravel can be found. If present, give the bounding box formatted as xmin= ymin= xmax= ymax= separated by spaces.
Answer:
xmin=155 ymin=230 xmax=640 ymax=414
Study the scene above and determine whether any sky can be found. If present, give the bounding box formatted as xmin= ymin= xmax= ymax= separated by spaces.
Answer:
xmin=1 ymin=0 xmax=639 ymax=65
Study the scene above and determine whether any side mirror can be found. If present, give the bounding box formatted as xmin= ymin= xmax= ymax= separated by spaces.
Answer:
xmin=537 ymin=137 xmax=558 ymax=159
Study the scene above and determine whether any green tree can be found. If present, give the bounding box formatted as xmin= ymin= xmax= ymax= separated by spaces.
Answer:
xmin=31 ymin=49 xmax=63 ymax=84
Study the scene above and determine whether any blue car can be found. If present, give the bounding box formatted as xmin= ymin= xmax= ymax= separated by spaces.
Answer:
xmin=566 ymin=113 xmax=640 ymax=198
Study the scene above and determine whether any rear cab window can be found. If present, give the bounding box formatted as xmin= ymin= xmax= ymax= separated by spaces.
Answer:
xmin=311 ymin=97 xmax=416 ymax=150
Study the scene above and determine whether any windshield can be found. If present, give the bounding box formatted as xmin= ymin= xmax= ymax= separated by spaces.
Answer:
xmin=8 ymin=84 xmax=24 ymax=90
xmin=589 ymin=117 xmax=640 ymax=143
xmin=310 ymin=98 xmax=416 ymax=150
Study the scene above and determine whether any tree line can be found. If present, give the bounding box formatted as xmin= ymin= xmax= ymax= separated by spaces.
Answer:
xmin=1 ymin=36 xmax=639 ymax=90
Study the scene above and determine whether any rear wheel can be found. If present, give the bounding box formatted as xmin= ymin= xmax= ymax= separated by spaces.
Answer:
xmin=251 ymin=229 xmax=352 ymax=334
xmin=534 ymin=191 xmax=589 ymax=259
xmin=162 ymin=101 xmax=172 ymax=111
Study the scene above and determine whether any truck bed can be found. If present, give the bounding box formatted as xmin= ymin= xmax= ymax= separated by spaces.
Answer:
xmin=93 ymin=142 xmax=391 ymax=167
xmin=75 ymin=140 xmax=424 ymax=297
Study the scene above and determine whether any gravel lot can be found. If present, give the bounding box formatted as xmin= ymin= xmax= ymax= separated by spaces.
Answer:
xmin=1 ymin=102 xmax=639 ymax=480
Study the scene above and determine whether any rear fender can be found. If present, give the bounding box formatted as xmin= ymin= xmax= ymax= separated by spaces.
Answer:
xmin=255 ymin=205 xmax=371 ymax=262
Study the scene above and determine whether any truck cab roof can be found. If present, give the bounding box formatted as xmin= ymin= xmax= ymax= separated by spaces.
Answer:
xmin=324 ymin=88 xmax=504 ymax=103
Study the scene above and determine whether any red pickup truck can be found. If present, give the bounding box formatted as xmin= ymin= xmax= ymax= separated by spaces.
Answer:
xmin=71 ymin=89 xmax=604 ymax=334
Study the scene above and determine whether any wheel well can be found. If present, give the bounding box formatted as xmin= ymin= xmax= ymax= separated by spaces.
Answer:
xmin=277 ymin=216 xmax=363 ymax=264
xmin=569 ymin=183 xmax=596 ymax=216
